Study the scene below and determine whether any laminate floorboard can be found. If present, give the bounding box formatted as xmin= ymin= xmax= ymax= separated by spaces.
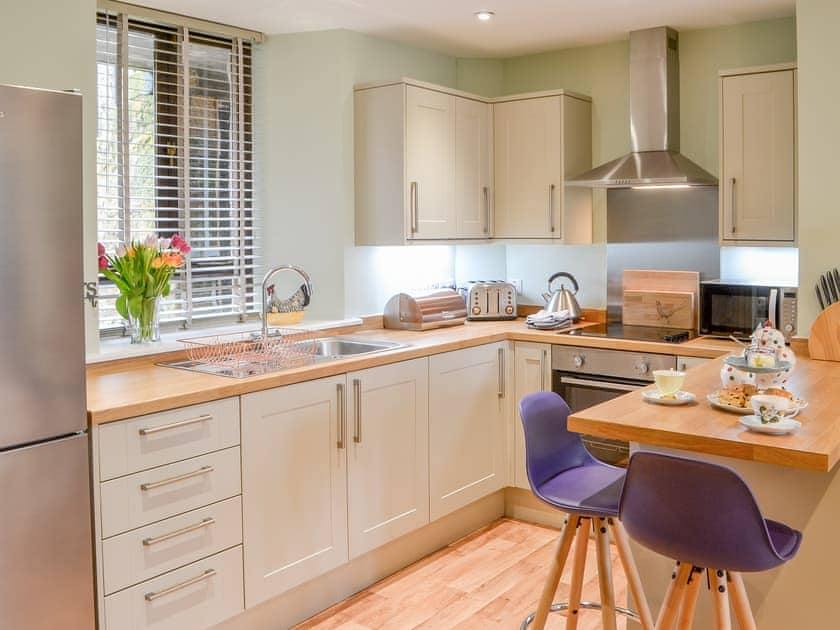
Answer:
xmin=295 ymin=518 xmax=629 ymax=630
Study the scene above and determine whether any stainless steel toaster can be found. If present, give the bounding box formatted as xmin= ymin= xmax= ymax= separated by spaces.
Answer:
xmin=462 ymin=281 xmax=518 ymax=320
xmin=383 ymin=289 xmax=467 ymax=330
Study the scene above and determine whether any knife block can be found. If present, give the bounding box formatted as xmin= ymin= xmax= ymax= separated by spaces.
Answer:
xmin=808 ymin=301 xmax=840 ymax=361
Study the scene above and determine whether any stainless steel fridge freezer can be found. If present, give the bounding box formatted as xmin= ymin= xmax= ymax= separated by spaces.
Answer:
xmin=0 ymin=84 xmax=94 ymax=628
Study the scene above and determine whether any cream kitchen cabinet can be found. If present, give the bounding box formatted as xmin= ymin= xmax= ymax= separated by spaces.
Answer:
xmin=677 ymin=355 xmax=711 ymax=372
xmin=355 ymin=79 xmax=492 ymax=243
xmin=720 ymin=64 xmax=796 ymax=244
xmin=428 ymin=343 xmax=509 ymax=520
xmin=493 ymin=92 xmax=592 ymax=242
xmin=347 ymin=358 xmax=430 ymax=558
xmin=513 ymin=342 xmax=552 ymax=489
xmin=240 ymin=375 xmax=348 ymax=608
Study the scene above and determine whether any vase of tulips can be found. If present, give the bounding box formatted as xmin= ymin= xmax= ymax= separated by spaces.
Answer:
xmin=98 ymin=234 xmax=192 ymax=344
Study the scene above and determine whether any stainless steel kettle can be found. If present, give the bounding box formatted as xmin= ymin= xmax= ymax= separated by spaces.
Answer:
xmin=542 ymin=272 xmax=582 ymax=321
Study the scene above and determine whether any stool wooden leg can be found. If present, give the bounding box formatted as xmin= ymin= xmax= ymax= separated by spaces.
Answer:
xmin=675 ymin=566 xmax=702 ymax=630
xmin=531 ymin=514 xmax=581 ymax=630
xmin=565 ymin=518 xmax=590 ymax=630
xmin=709 ymin=569 xmax=732 ymax=630
xmin=656 ymin=561 xmax=692 ymax=630
xmin=728 ymin=572 xmax=757 ymax=630
xmin=593 ymin=517 xmax=618 ymax=630
xmin=609 ymin=519 xmax=654 ymax=630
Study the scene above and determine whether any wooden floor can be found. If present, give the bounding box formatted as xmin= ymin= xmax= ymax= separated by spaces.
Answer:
xmin=295 ymin=518 xmax=629 ymax=629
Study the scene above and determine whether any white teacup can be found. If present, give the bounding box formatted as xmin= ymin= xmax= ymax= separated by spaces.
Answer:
xmin=750 ymin=394 xmax=793 ymax=423
xmin=653 ymin=369 xmax=685 ymax=398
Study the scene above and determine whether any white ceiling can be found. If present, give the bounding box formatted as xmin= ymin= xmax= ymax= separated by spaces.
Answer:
xmin=145 ymin=0 xmax=795 ymax=57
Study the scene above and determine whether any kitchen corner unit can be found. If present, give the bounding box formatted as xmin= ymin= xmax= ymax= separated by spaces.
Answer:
xmin=353 ymin=78 xmax=593 ymax=245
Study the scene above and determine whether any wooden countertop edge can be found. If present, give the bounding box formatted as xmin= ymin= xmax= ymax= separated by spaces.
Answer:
xmin=567 ymin=416 xmax=831 ymax=472
xmin=87 ymin=322 xmax=739 ymax=425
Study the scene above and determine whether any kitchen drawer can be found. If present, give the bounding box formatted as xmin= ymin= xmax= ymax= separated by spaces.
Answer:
xmin=102 ymin=496 xmax=242 ymax=595
xmin=98 ymin=398 xmax=240 ymax=482
xmin=104 ymin=545 xmax=244 ymax=630
xmin=100 ymin=447 xmax=241 ymax=539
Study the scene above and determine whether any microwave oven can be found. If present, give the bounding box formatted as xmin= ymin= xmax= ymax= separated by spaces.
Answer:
xmin=700 ymin=281 xmax=798 ymax=342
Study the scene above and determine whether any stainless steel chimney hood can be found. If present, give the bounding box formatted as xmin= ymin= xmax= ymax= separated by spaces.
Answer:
xmin=568 ymin=27 xmax=717 ymax=189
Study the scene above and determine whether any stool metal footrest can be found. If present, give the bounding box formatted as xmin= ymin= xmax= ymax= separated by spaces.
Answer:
xmin=520 ymin=600 xmax=641 ymax=629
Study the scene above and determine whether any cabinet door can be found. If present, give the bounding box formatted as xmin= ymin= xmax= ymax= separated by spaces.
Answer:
xmin=513 ymin=342 xmax=552 ymax=489
xmin=405 ymin=86 xmax=455 ymax=239
xmin=455 ymin=97 xmax=492 ymax=238
xmin=240 ymin=376 xmax=348 ymax=608
xmin=677 ymin=355 xmax=710 ymax=372
xmin=429 ymin=343 xmax=507 ymax=520
xmin=721 ymin=70 xmax=795 ymax=242
xmin=494 ymin=97 xmax=562 ymax=238
xmin=347 ymin=358 xmax=429 ymax=559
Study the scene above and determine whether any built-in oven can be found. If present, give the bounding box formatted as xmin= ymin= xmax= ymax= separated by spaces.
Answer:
xmin=700 ymin=280 xmax=798 ymax=342
xmin=552 ymin=345 xmax=677 ymax=466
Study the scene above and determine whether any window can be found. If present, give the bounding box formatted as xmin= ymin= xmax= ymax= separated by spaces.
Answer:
xmin=96 ymin=9 xmax=257 ymax=332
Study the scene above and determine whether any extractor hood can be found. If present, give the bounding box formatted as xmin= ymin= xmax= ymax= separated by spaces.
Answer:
xmin=568 ymin=27 xmax=717 ymax=189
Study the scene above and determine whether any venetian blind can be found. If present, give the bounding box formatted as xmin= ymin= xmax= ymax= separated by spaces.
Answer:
xmin=96 ymin=9 xmax=258 ymax=331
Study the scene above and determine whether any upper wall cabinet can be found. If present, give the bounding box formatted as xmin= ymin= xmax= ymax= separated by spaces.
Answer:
xmin=493 ymin=93 xmax=593 ymax=242
xmin=355 ymin=80 xmax=492 ymax=244
xmin=719 ymin=64 xmax=797 ymax=245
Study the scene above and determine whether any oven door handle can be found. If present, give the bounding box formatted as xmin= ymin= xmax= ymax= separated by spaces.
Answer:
xmin=559 ymin=376 xmax=643 ymax=393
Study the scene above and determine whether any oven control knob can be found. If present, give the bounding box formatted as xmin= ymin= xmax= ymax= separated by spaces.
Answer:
xmin=573 ymin=354 xmax=585 ymax=368
xmin=635 ymin=359 xmax=650 ymax=376
xmin=784 ymin=323 xmax=794 ymax=333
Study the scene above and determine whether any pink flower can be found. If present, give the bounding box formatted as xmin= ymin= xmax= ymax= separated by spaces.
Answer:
xmin=171 ymin=234 xmax=192 ymax=254
xmin=144 ymin=234 xmax=159 ymax=249
xmin=98 ymin=255 xmax=108 ymax=270
xmin=97 ymin=242 xmax=106 ymax=256
xmin=115 ymin=244 xmax=126 ymax=257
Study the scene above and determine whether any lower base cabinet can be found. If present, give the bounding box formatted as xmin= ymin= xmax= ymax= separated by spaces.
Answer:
xmin=241 ymin=375 xmax=348 ymax=608
xmin=347 ymin=358 xmax=430 ymax=559
xmin=513 ymin=342 xmax=551 ymax=489
xmin=104 ymin=545 xmax=244 ymax=630
xmin=429 ymin=343 xmax=508 ymax=520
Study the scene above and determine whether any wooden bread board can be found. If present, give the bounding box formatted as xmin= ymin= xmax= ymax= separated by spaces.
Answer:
xmin=623 ymin=270 xmax=700 ymax=329
xmin=622 ymin=290 xmax=695 ymax=329
xmin=808 ymin=301 xmax=840 ymax=361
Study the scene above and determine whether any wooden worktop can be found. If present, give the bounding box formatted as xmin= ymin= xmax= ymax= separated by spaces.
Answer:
xmin=569 ymin=356 xmax=840 ymax=472
xmin=86 ymin=319 xmax=737 ymax=425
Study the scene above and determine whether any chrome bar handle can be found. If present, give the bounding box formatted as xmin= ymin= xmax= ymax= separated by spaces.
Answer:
xmin=142 ymin=517 xmax=215 ymax=547
xmin=548 ymin=184 xmax=556 ymax=233
xmin=139 ymin=414 xmax=212 ymax=436
xmin=336 ymin=382 xmax=346 ymax=449
xmin=144 ymin=569 xmax=216 ymax=602
xmin=498 ymin=347 xmax=505 ymax=398
xmin=483 ymin=186 xmax=490 ymax=234
xmin=560 ymin=376 xmax=641 ymax=392
xmin=540 ymin=349 xmax=548 ymax=390
xmin=353 ymin=378 xmax=362 ymax=443
xmin=140 ymin=465 xmax=214 ymax=492
xmin=730 ymin=177 xmax=736 ymax=235
xmin=410 ymin=181 xmax=418 ymax=233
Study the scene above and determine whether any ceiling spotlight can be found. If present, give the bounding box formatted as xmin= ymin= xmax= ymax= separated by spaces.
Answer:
xmin=475 ymin=11 xmax=494 ymax=22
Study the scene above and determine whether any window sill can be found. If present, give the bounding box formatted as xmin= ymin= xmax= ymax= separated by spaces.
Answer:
xmin=86 ymin=317 xmax=365 ymax=364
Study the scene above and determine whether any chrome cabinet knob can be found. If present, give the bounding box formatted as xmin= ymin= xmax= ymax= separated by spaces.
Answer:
xmin=573 ymin=354 xmax=585 ymax=368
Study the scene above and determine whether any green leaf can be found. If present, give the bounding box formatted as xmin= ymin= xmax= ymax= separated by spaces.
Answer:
xmin=128 ymin=295 xmax=142 ymax=319
xmin=115 ymin=294 xmax=128 ymax=320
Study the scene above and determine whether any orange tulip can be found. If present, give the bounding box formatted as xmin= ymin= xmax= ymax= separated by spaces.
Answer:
xmin=151 ymin=256 xmax=165 ymax=269
xmin=165 ymin=252 xmax=184 ymax=268
xmin=125 ymin=246 xmax=136 ymax=258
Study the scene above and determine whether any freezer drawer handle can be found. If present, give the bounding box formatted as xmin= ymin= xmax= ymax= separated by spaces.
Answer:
xmin=138 ymin=414 xmax=213 ymax=436
xmin=140 ymin=465 xmax=214 ymax=491
xmin=142 ymin=517 xmax=216 ymax=547
xmin=144 ymin=568 xmax=217 ymax=602
xmin=559 ymin=376 xmax=642 ymax=393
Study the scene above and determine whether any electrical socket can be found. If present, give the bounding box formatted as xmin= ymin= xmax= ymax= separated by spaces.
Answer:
xmin=509 ymin=278 xmax=523 ymax=294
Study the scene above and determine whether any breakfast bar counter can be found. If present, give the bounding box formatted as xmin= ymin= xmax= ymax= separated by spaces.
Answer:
xmin=569 ymin=355 xmax=840 ymax=628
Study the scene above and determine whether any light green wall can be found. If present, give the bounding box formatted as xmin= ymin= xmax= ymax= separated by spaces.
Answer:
xmin=796 ymin=0 xmax=840 ymax=335
xmin=255 ymin=30 xmax=458 ymax=319
xmin=0 ymin=0 xmax=99 ymax=351
xmin=455 ymin=58 xmax=504 ymax=97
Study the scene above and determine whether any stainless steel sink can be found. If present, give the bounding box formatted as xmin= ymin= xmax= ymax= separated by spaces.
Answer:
xmin=160 ymin=336 xmax=407 ymax=378
xmin=307 ymin=337 xmax=407 ymax=359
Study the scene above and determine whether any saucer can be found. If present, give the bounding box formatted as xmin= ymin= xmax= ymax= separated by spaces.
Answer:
xmin=642 ymin=390 xmax=696 ymax=406
xmin=739 ymin=415 xmax=801 ymax=435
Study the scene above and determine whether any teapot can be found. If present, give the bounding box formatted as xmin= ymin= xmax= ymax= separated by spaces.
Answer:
xmin=542 ymin=272 xmax=582 ymax=322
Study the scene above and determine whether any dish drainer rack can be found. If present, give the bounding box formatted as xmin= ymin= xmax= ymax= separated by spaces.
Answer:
xmin=178 ymin=328 xmax=318 ymax=377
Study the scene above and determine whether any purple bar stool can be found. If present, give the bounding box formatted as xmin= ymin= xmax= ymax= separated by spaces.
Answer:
xmin=619 ymin=452 xmax=802 ymax=629
xmin=519 ymin=392 xmax=654 ymax=630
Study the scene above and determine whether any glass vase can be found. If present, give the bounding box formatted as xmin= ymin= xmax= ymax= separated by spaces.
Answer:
xmin=128 ymin=296 xmax=161 ymax=344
